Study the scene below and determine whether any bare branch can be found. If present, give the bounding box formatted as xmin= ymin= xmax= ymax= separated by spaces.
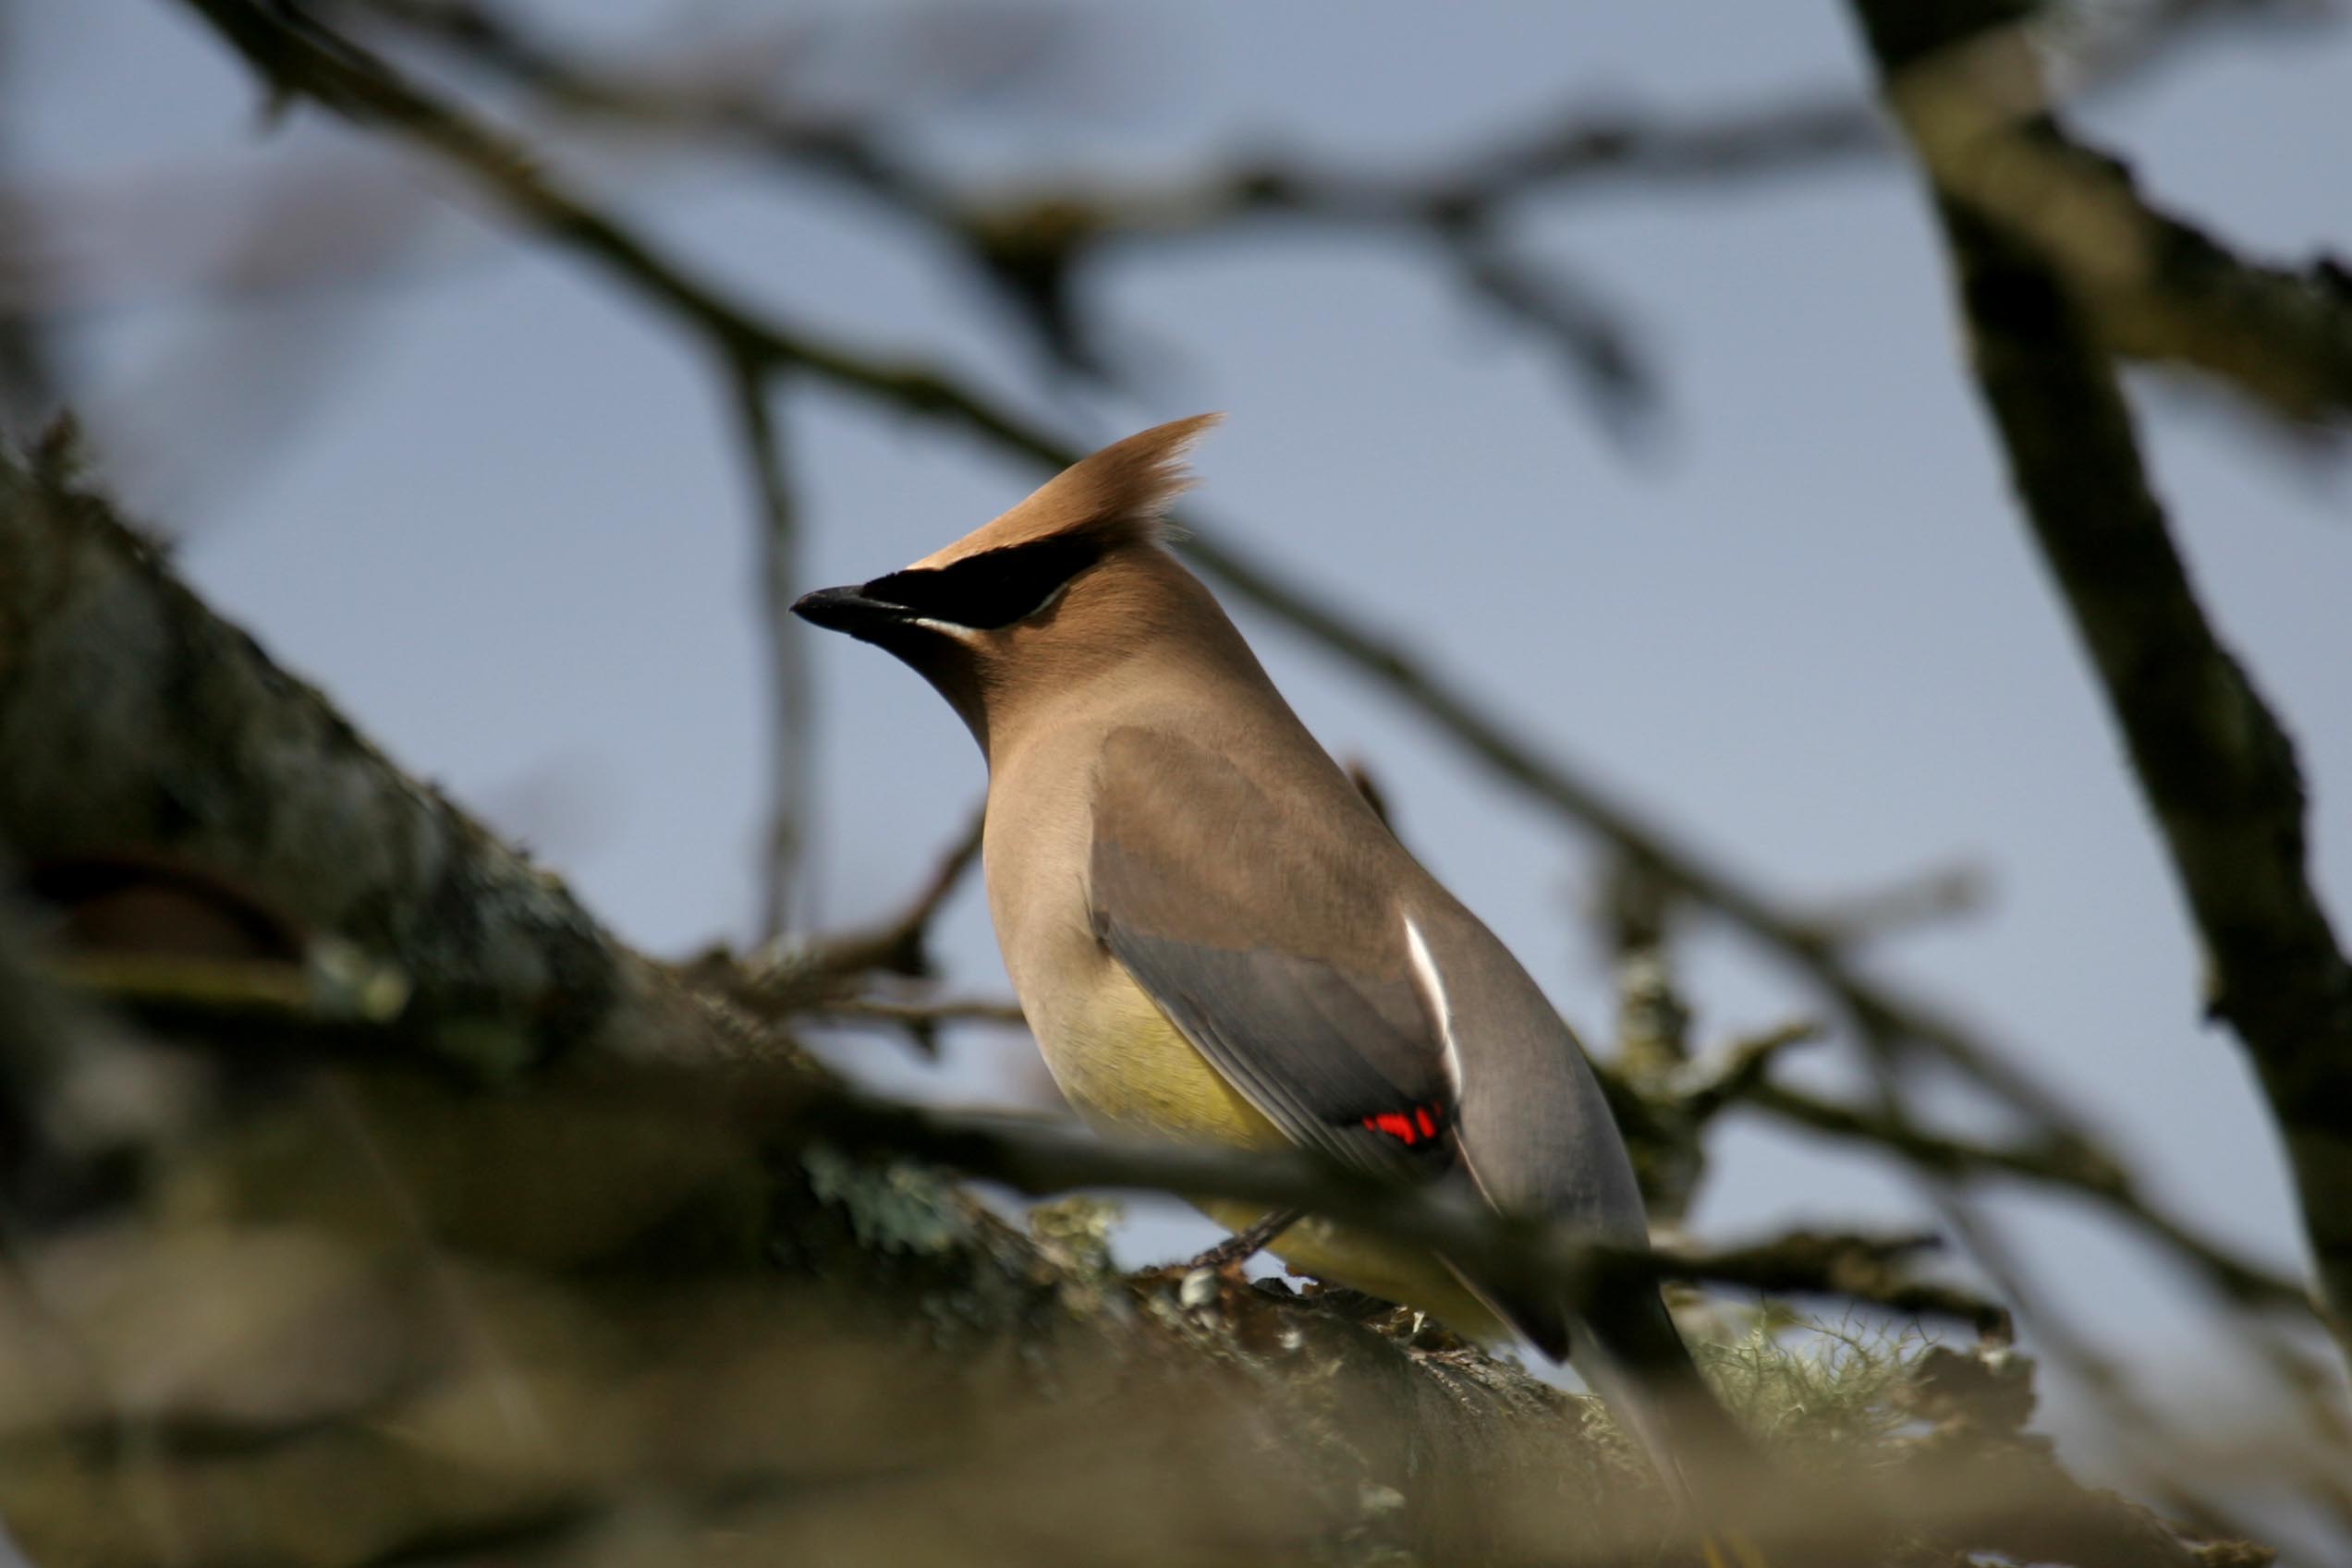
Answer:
xmin=0 ymin=6 xmax=61 ymax=444
xmin=679 ymin=803 xmax=988 ymax=1051
xmin=1851 ymin=0 xmax=2352 ymax=1341
xmin=1742 ymin=1080 xmax=2312 ymax=1319
xmin=348 ymin=0 xmax=948 ymax=214
xmin=360 ymin=0 xmax=1874 ymax=392
xmin=1883 ymin=11 xmax=2352 ymax=426
xmin=1447 ymin=236 xmax=1661 ymax=447
xmin=1660 ymin=1229 xmax=2011 ymax=1340
xmin=724 ymin=355 xmax=809 ymax=944
xmin=350 ymin=0 xmax=2352 ymax=432
xmin=1793 ymin=862 xmax=1990 ymax=947
xmin=1673 ymin=1021 xmax=1827 ymax=1119
xmin=1175 ymin=520 xmax=2077 ymax=1126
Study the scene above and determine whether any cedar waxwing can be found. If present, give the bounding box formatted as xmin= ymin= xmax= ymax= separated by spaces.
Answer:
xmin=796 ymin=417 xmax=1764 ymax=1553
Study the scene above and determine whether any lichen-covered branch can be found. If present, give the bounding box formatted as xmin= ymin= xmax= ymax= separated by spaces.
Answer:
xmin=1849 ymin=0 xmax=2352 ymax=1343
xmin=0 ymin=429 xmax=719 ymax=1073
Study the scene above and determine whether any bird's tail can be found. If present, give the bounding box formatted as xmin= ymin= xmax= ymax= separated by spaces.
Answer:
xmin=1578 ymin=1288 xmax=1771 ymax=1568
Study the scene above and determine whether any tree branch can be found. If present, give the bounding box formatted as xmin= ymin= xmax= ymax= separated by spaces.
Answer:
xmin=724 ymin=354 xmax=809 ymax=944
xmin=348 ymin=0 xmax=2352 ymax=427
xmin=1850 ymin=0 xmax=2352 ymax=1342
xmin=1880 ymin=15 xmax=2352 ymax=425
xmin=1741 ymin=1080 xmax=2310 ymax=1318
xmin=0 ymin=427 xmax=720 ymax=1073
xmin=679 ymin=801 xmax=990 ymax=1054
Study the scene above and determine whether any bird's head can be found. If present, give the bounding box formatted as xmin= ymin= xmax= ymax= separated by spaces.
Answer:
xmin=793 ymin=414 xmax=1227 ymax=748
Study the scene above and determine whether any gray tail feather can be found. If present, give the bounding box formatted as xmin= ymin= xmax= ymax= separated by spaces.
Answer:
xmin=1452 ymin=1266 xmax=1778 ymax=1561
xmin=1458 ymin=1264 xmax=1757 ymax=1517
xmin=1576 ymin=1288 xmax=1759 ymax=1529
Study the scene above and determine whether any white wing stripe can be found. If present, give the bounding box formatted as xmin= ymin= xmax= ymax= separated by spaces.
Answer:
xmin=1401 ymin=913 xmax=1463 ymax=1095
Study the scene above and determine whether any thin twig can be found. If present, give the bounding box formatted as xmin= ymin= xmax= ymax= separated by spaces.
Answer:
xmin=724 ymin=352 xmax=808 ymax=944
xmin=334 ymin=0 xmax=2352 ymax=427
xmin=799 ymin=801 xmax=986 ymax=983
xmin=362 ymin=0 xmax=1878 ymax=394
xmin=1794 ymin=862 xmax=1990 ymax=947
xmin=1659 ymin=1229 xmax=2010 ymax=1339
xmin=1742 ymin=1079 xmax=2309 ymax=1317
xmin=679 ymin=803 xmax=988 ymax=1039
xmin=1673 ymin=1020 xmax=1825 ymax=1119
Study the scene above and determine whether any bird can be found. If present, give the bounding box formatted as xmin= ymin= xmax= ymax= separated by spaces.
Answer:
xmin=794 ymin=415 xmax=1766 ymax=1561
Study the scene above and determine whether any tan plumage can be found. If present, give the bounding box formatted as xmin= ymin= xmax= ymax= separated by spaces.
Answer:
xmin=796 ymin=417 xmax=1765 ymax=1543
xmin=868 ymin=419 xmax=1508 ymax=1327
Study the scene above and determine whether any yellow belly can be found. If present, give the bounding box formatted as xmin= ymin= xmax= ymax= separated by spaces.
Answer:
xmin=1044 ymin=963 xmax=1280 ymax=1148
xmin=1041 ymin=961 xmax=1508 ymax=1343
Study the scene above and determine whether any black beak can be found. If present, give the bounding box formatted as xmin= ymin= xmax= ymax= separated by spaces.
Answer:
xmin=790 ymin=585 xmax=904 ymax=637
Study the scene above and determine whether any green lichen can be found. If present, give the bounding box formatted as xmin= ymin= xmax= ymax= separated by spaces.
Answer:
xmin=1024 ymin=1193 xmax=1122 ymax=1278
xmin=1698 ymin=1310 xmax=1937 ymax=1458
xmin=799 ymin=1143 xmax=971 ymax=1258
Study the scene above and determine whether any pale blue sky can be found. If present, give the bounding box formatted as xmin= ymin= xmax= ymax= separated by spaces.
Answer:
xmin=8 ymin=0 xmax=2349 ymax=1511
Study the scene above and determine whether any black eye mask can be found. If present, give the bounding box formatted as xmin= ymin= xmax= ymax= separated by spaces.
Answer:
xmin=859 ymin=535 xmax=1106 ymax=630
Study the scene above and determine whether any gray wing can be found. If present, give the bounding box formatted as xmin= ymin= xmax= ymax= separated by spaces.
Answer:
xmin=1087 ymin=726 xmax=1456 ymax=1181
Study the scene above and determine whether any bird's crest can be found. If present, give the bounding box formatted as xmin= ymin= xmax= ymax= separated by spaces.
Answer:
xmin=908 ymin=414 xmax=1221 ymax=570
